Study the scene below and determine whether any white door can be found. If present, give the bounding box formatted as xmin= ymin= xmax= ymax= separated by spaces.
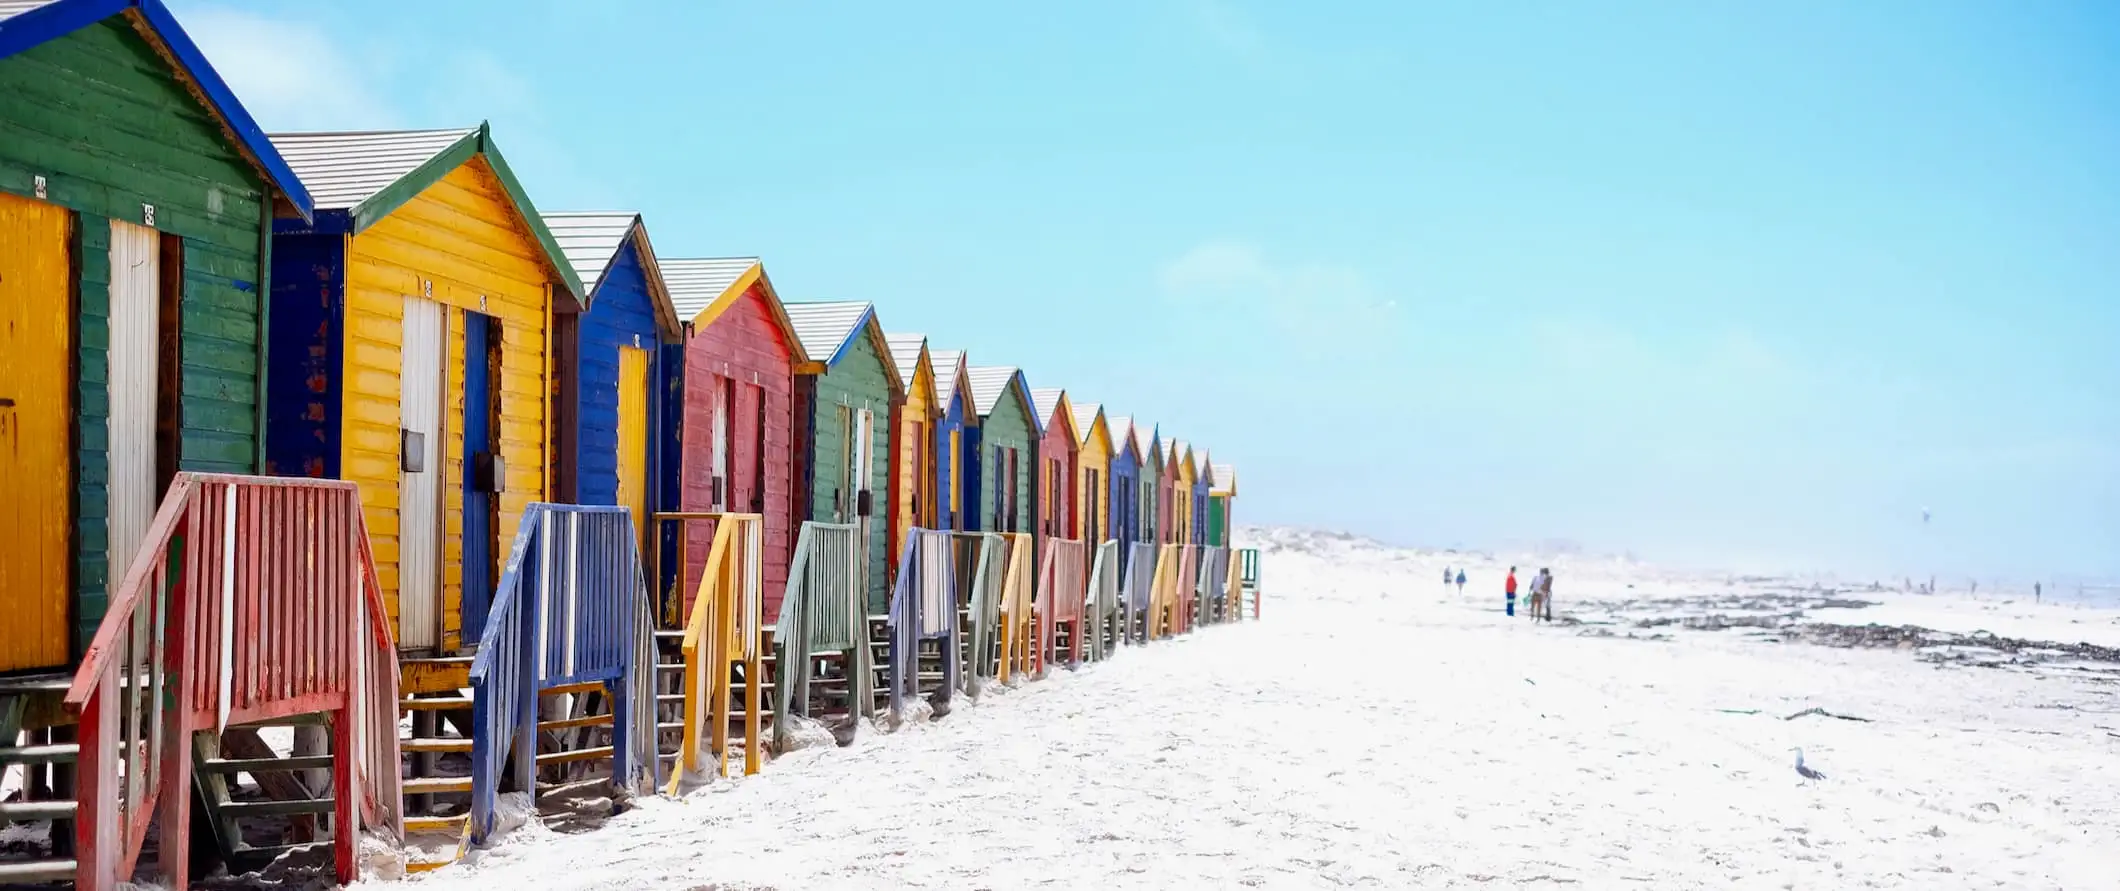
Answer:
xmin=710 ymin=376 xmax=729 ymax=511
xmin=398 ymin=297 xmax=446 ymax=651
xmin=107 ymin=221 xmax=159 ymax=598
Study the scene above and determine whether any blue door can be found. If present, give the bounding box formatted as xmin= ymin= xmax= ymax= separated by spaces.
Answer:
xmin=461 ymin=312 xmax=500 ymax=643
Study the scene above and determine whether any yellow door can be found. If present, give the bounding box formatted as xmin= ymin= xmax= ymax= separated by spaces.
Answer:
xmin=615 ymin=346 xmax=650 ymax=550
xmin=0 ymin=193 xmax=74 ymax=672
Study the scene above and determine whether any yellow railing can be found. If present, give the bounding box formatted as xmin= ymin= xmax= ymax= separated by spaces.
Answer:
xmin=667 ymin=513 xmax=764 ymax=792
xmin=993 ymin=533 xmax=1037 ymax=683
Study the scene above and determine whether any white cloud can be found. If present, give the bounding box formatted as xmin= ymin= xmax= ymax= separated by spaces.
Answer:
xmin=182 ymin=6 xmax=398 ymax=131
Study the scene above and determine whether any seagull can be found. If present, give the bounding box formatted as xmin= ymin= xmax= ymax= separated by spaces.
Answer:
xmin=1790 ymin=747 xmax=1827 ymax=783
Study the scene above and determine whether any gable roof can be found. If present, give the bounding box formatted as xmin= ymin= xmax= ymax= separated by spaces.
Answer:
xmin=541 ymin=211 xmax=682 ymax=340
xmin=1028 ymin=388 xmax=1076 ymax=445
xmin=1197 ymin=451 xmax=1216 ymax=487
xmin=1211 ymin=463 xmax=1237 ymax=496
xmin=966 ymin=365 xmax=1041 ymax=435
xmin=1107 ymin=415 xmax=1138 ymax=460
xmin=1073 ymin=402 xmax=1112 ymax=454
xmin=0 ymin=0 xmax=314 ymax=220
xmin=883 ymin=333 xmax=929 ymax=393
xmin=783 ymin=301 xmax=904 ymax=394
xmin=270 ymin=123 xmax=584 ymax=303
xmin=930 ymin=349 xmax=968 ymax=412
xmin=661 ymin=257 xmax=811 ymax=364
xmin=1170 ymin=439 xmax=1196 ymax=476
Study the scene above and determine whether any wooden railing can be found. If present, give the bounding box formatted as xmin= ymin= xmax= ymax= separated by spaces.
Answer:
xmin=1174 ymin=544 xmax=1201 ymax=634
xmin=1123 ymin=542 xmax=1158 ymax=645
xmin=958 ymin=532 xmax=1007 ymax=691
xmin=667 ymin=513 xmax=764 ymax=791
xmin=1085 ymin=540 xmax=1123 ymax=661
xmin=62 ymin=474 xmax=401 ymax=891
xmin=1148 ymin=544 xmax=1181 ymax=641
xmin=994 ymin=533 xmax=1037 ymax=682
xmin=771 ymin=522 xmax=872 ymax=750
xmin=1197 ymin=546 xmax=1230 ymax=625
xmin=467 ymin=504 xmax=655 ymax=844
xmin=885 ymin=529 xmax=958 ymax=716
xmin=1239 ymin=547 xmax=1261 ymax=618
xmin=1036 ymin=538 xmax=1088 ymax=670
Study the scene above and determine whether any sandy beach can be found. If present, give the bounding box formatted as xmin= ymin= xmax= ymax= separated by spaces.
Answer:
xmin=343 ymin=526 xmax=2120 ymax=889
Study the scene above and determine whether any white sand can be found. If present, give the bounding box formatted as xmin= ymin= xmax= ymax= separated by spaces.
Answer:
xmin=373 ymin=528 xmax=2120 ymax=889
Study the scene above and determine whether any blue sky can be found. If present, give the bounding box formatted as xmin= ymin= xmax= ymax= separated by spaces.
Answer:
xmin=182 ymin=0 xmax=2118 ymax=581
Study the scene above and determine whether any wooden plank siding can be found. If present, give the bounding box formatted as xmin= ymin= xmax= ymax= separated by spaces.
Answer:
xmin=886 ymin=340 xmax=935 ymax=585
xmin=336 ymin=158 xmax=557 ymax=651
xmin=1107 ymin=421 xmax=1141 ymax=558
xmin=0 ymin=16 xmax=276 ymax=663
xmin=1074 ymin=406 xmax=1111 ymax=544
xmin=794 ymin=319 xmax=896 ymax=613
xmin=572 ymin=238 xmax=665 ymax=512
xmin=1030 ymin=390 xmax=1077 ymax=562
xmin=967 ymin=376 xmax=1035 ymax=536
xmin=679 ymin=281 xmax=798 ymax=616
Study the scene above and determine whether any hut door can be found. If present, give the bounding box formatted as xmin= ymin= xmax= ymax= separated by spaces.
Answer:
xmin=615 ymin=346 xmax=651 ymax=549
xmin=709 ymin=375 xmax=730 ymax=510
xmin=397 ymin=296 xmax=446 ymax=653
xmin=460 ymin=312 xmax=502 ymax=643
xmin=106 ymin=220 xmax=165 ymax=612
xmin=0 ymin=194 xmax=73 ymax=672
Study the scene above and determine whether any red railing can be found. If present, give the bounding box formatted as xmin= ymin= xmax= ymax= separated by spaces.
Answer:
xmin=63 ymin=473 xmax=402 ymax=891
xmin=1036 ymin=538 xmax=1088 ymax=670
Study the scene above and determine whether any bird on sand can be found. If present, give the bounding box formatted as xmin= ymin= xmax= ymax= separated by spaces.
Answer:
xmin=1790 ymin=747 xmax=1827 ymax=783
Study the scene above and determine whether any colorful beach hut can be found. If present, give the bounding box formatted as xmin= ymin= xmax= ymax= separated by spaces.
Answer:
xmin=542 ymin=211 xmax=683 ymax=539
xmin=883 ymin=333 xmax=935 ymax=575
xmin=0 ymin=0 xmax=314 ymax=675
xmin=662 ymin=257 xmax=809 ymax=616
xmin=1143 ymin=427 xmax=1166 ymax=545
xmin=1192 ymin=448 xmax=1214 ymax=547
xmin=1209 ymin=463 xmax=1236 ymax=547
xmin=1072 ymin=402 xmax=1112 ymax=545
xmin=785 ymin=301 xmax=903 ymax=613
xmin=1028 ymin=388 xmax=1078 ymax=549
xmin=964 ymin=365 xmax=1036 ymax=535
xmin=929 ymin=349 xmax=971 ymax=531
xmin=1169 ymin=440 xmax=1197 ymax=545
xmin=1106 ymin=416 xmax=1143 ymax=558
xmin=265 ymin=124 xmax=583 ymax=656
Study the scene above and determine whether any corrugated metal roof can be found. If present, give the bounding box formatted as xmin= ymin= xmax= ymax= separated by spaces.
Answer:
xmin=930 ymin=350 xmax=966 ymax=405
xmin=1107 ymin=415 xmax=1135 ymax=454
xmin=269 ymin=128 xmax=476 ymax=210
xmin=966 ymin=366 xmax=1022 ymax=418
xmin=883 ymin=333 xmax=927 ymax=385
xmin=1211 ymin=463 xmax=1237 ymax=495
xmin=1071 ymin=402 xmax=1103 ymax=444
xmin=1171 ymin=440 xmax=1193 ymax=469
xmin=540 ymin=211 xmax=636 ymax=295
xmin=782 ymin=301 xmax=871 ymax=365
xmin=662 ymin=257 xmax=758 ymax=322
xmin=0 ymin=2 xmax=54 ymax=21
xmin=1029 ymin=388 xmax=1066 ymax=428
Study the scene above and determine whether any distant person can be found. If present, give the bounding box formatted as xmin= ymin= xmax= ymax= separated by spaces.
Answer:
xmin=1455 ymin=570 xmax=1467 ymax=594
xmin=1505 ymin=567 xmax=1519 ymax=617
xmin=2035 ymin=582 xmax=2043 ymax=603
xmin=1527 ymin=569 xmax=1546 ymax=621
xmin=1539 ymin=570 xmax=1555 ymax=622
xmin=1443 ymin=567 xmax=1452 ymax=590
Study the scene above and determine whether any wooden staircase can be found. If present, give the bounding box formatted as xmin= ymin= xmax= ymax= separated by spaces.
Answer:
xmin=0 ymin=675 xmax=77 ymax=886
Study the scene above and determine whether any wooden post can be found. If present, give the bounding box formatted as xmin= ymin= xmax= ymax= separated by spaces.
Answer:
xmin=331 ymin=693 xmax=358 ymax=883
xmin=156 ymin=568 xmax=196 ymax=889
xmin=74 ymin=668 xmax=117 ymax=891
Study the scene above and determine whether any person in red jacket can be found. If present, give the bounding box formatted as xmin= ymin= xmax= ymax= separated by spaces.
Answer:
xmin=1505 ymin=567 xmax=1519 ymax=616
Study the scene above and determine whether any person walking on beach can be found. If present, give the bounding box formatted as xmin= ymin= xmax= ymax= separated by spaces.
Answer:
xmin=1443 ymin=567 xmax=1452 ymax=591
xmin=1528 ymin=568 xmax=1551 ymax=623
xmin=1455 ymin=569 xmax=1467 ymax=594
xmin=1505 ymin=567 xmax=1519 ymax=616
xmin=1539 ymin=570 xmax=1555 ymax=621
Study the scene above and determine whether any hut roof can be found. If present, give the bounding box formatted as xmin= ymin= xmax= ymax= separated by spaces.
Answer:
xmin=661 ymin=257 xmax=812 ymax=364
xmin=783 ymin=301 xmax=904 ymax=393
xmin=541 ymin=211 xmax=682 ymax=339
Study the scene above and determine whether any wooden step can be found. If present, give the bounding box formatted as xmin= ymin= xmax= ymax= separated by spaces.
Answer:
xmin=201 ymin=754 xmax=336 ymax=773
xmin=540 ymin=680 xmax=610 ymax=698
xmin=400 ymin=656 xmax=475 ymax=695
xmin=0 ymin=742 xmax=78 ymax=765
xmin=0 ymin=859 xmax=78 ymax=883
xmin=539 ymin=714 xmax=613 ymax=732
xmin=220 ymin=798 xmax=334 ymax=818
xmin=535 ymin=745 xmax=614 ymax=767
xmin=401 ymin=696 xmax=473 ymax=711
xmin=0 ymin=800 xmax=75 ymax=821
xmin=404 ymin=814 xmax=469 ymax=834
xmin=235 ymin=712 xmax=327 ymax=727
xmin=402 ymin=737 xmax=473 ymax=754
xmin=402 ymin=776 xmax=473 ymax=796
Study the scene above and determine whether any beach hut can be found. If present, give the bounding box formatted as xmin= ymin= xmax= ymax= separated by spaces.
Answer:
xmin=0 ymin=0 xmax=314 ymax=677
xmin=542 ymin=212 xmax=683 ymax=541
xmin=883 ymin=333 xmax=935 ymax=575
xmin=1192 ymin=449 xmax=1214 ymax=547
xmin=929 ymin=349 xmax=971 ymax=531
xmin=264 ymin=124 xmax=583 ymax=657
xmin=1072 ymin=402 xmax=1113 ymax=545
xmin=785 ymin=301 xmax=903 ymax=614
xmin=1106 ymin=416 xmax=1143 ymax=558
xmin=1169 ymin=440 xmax=1197 ymax=545
xmin=1028 ymin=388 xmax=1078 ymax=551
xmin=1143 ymin=427 xmax=1165 ymax=545
xmin=1209 ymin=463 xmax=1236 ymax=547
xmin=964 ymin=366 xmax=1037 ymax=535
xmin=661 ymin=258 xmax=809 ymax=617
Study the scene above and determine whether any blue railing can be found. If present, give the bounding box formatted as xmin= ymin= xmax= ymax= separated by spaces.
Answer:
xmin=885 ymin=528 xmax=959 ymax=716
xmin=468 ymin=504 xmax=655 ymax=844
